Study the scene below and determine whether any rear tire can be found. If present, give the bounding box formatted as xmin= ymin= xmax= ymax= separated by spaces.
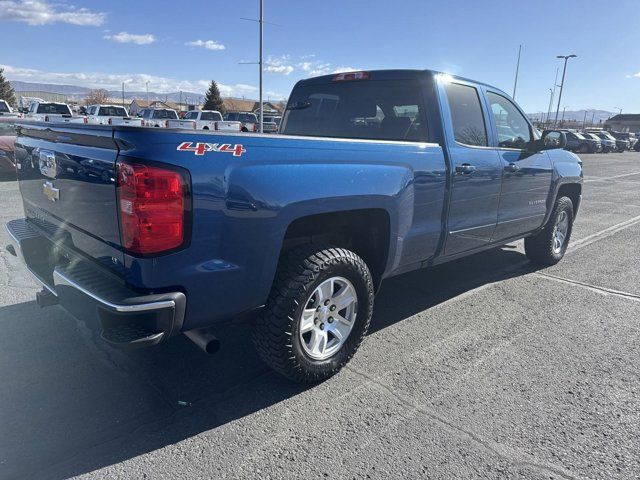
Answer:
xmin=525 ymin=196 xmax=574 ymax=266
xmin=252 ymin=245 xmax=374 ymax=383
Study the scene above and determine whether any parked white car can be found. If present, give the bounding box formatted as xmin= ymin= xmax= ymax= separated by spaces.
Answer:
xmin=167 ymin=110 xmax=242 ymax=132
xmin=138 ymin=108 xmax=179 ymax=127
xmin=0 ymin=100 xmax=20 ymax=118
xmin=25 ymin=101 xmax=87 ymax=123
xmin=85 ymin=104 xmax=143 ymax=126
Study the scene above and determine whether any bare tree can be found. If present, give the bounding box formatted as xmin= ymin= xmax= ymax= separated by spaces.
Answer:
xmin=84 ymin=89 xmax=109 ymax=106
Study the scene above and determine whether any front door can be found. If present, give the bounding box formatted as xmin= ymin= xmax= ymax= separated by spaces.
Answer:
xmin=439 ymin=79 xmax=503 ymax=255
xmin=485 ymin=91 xmax=553 ymax=240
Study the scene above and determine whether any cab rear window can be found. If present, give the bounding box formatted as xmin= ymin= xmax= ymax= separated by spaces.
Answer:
xmin=280 ymin=79 xmax=428 ymax=142
xmin=36 ymin=104 xmax=71 ymax=115
xmin=98 ymin=107 xmax=127 ymax=117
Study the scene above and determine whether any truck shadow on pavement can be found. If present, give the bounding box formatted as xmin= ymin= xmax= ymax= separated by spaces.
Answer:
xmin=0 ymin=246 xmax=540 ymax=479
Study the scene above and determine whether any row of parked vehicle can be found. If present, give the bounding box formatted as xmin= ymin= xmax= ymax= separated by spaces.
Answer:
xmin=545 ymin=128 xmax=640 ymax=153
xmin=2 ymin=99 xmax=283 ymax=133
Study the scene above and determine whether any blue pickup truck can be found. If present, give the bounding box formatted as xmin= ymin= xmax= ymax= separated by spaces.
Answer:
xmin=5 ymin=70 xmax=582 ymax=382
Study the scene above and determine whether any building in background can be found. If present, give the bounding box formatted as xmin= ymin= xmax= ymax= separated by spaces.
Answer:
xmin=15 ymin=90 xmax=67 ymax=103
xmin=129 ymin=99 xmax=185 ymax=116
xmin=604 ymin=114 xmax=640 ymax=133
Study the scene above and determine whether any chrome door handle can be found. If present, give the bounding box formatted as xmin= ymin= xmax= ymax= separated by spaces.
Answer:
xmin=455 ymin=163 xmax=476 ymax=174
xmin=504 ymin=163 xmax=520 ymax=173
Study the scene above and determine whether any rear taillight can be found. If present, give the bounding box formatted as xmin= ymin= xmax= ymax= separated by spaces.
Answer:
xmin=44 ymin=115 xmax=49 ymax=122
xmin=192 ymin=121 xmax=197 ymax=129
xmin=164 ymin=120 xmax=169 ymax=128
xmin=83 ymin=117 xmax=88 ymax=124
xmin=214 ymin=122 xmax=219 ymax=131
xmin=116 ymin=161 xmax=189 ymax=255
xmin=108 ymin=118 xmax=112 ymax=125
xmin=253 ymin=123 xmax=258 ymax=132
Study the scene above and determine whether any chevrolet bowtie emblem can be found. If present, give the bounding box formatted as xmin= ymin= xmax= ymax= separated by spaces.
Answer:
xmin=43 ymin=181 xmax=60 ymax=202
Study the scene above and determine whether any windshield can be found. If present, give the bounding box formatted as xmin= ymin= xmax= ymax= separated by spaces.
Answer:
xmin=0 ymin=101 xmax=10 ymax=113
xmin=281 ymin=79 xmax=428 ymax=142
xmin=152 ymin=109 xmax=178 ymax=119
xmin=573 ymin=132 xmax=586 ymax=140
xmin=98 ymin=106 xmax=127 ymax=117
xmin=36 ymin=103 xmax=71 ymax=115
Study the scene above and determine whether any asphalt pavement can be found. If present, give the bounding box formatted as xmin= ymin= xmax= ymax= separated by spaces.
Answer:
xmin=0 ymin=153 xmax=639 ymax=479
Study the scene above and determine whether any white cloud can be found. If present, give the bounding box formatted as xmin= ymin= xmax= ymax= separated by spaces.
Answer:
xmin=2 ymin=63 xmax=257 ymax=97
xmin=185 ymin=39 xmax=225 ymax=51
xmin=104 ymin=32 xmax=155 ymax=45
xmin=630 ymin=73 xmax=640 ymax=79
xmin=264 ymin=55 xmax=294 ymax=75
xmin=297 ymin=59 xmax=359 ymax=77
xmin=0 ymin=0 xmax=105 ymax=26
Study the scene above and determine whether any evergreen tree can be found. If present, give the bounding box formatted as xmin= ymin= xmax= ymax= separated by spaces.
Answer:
xmin=203 ymin=80 xmax=226 ymax=114
xmin=0 ymin=68 xmax=16 ymax=108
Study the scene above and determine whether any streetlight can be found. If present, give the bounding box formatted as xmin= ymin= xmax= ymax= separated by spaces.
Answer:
xmin=146 ymin=81 xmax=150 ymax=106
xmin=614 ymin=106 xmax=622 ymax=115
xmin=554 ymin=54 xmax=577 ymax=126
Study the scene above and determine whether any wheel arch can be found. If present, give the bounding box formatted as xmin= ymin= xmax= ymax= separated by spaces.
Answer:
xmin=281 ymin=208 xmax=391 ymax=290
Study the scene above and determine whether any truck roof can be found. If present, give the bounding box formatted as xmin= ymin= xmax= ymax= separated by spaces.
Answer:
xmin=294 ymin=69 xmax=509 ymax=98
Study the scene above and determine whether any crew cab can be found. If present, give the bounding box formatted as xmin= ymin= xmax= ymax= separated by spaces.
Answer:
xmin=85 ymin=104 xmax=143 ymax=126
xmin=5 ymin=69 xmax=582 ymax=383
xmin=138 ymin=108 xmax=178 ymax=127
xmin=587 ymin=130 xmax=617 ymax=152
xmin=223 ymin=111 xmax=258 ymax=132
xmin=167 ymin=110 xmax=241 ymax=132
xmin=25 ymin=101 xmax=87 ymax=124
xmin=0 ymin=100 xmax=20 ymax=118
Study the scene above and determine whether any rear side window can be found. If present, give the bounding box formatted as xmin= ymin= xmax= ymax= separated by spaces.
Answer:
xmin=443 ymin=83 xmax=487 ymax=147
xmin=281 ymin=79 xmax=428 ymax=142
xmin=0 ymin=101 xmax=9 ymax=112
xmin=486 ymin=92 xmax=532 ymax=149
xmin=36 ymin=103 xmax=72 ymax=115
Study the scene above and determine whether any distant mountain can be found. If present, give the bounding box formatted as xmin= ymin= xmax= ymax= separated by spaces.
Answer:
xmin=9 ymin=80 xmax=206 ymax=104
xmin=527 ymin=109 xmax=615 ymax=125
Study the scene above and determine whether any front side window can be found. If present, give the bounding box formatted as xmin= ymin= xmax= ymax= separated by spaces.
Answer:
xmin=443 ymin=82 xmax=487 ymax=147
xmin=486 ymin=92 xmax=532 ymax=149
xmin=184 ymin=111 xmax=196 ymax=119
xmin=0 ymin=100 xmax=9 ymax=112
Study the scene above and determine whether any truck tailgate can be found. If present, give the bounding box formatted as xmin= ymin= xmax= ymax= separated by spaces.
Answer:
xmin=14 ymin=123 xmax=123 ymax=265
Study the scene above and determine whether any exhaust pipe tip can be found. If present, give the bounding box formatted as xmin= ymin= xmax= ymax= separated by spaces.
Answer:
xmin=185 ymin=329 xmax=220 ymax=355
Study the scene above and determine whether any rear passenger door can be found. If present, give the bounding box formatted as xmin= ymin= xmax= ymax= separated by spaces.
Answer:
xmin=485 ymin=91 xmax=553 ymax=240
xmin=439 ymin=78 xmax=503 ymax=255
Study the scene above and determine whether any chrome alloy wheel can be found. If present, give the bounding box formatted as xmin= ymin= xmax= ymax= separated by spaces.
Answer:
xmin=299 ymin=276 xmax=358 ymax=360
xmin=553 ymin=210 xmax=569 ymax=254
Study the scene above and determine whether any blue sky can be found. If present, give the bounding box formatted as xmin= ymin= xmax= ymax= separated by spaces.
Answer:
xmin=1 ymin=0 xmax=639 ymax=113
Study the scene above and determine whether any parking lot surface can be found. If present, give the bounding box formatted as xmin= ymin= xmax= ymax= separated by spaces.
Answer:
xmin=0 ymin=153 xmax=639 ymax=480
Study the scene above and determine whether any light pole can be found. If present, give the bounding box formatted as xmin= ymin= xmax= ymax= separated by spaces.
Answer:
xmin=122 ymin=82 xmax=125 ymax=107
xmin=512 ymin=44 xmax=522 ymax=100
xmin=614 ymin=107 xmax=622 ymax=115
xmin=146 ymin=81 xmax=150 ymax=106
xmin=554 ymin=54 xmax=577 ymax=126
xmin=546 ymin=88 xmax=554 ymax=126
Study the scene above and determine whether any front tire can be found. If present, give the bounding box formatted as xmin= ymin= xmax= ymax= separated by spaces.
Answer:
xmin=252 ymin=245 xmax=374 ymax=383
xmin=525 ymin=196 xmax=574 ymax=265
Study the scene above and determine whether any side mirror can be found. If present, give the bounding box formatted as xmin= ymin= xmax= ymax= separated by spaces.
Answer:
xmin=539 ymin=131 xmax=567 ymax=150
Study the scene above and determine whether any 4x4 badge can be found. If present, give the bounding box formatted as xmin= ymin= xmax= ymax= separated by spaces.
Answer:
xmin=177 ymin=142 xmax=246 ymax=157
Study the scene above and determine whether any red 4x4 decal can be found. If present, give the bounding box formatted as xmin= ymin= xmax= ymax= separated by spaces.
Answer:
xmin=177 ymin=142 xmax=246 ymax=157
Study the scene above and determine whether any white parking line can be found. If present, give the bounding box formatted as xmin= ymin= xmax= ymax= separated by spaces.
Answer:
xmin=584 ymin=171 xmax=640 ymax=183
xmin=534 ymin=272 xmax=640 ymax=303
xmin=568 ymin=214 xmax=640 ymax=252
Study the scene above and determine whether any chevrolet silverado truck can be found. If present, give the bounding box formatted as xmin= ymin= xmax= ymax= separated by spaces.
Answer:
xmin=167 ymin=110 xmax=242 ymax=132
xmin=25 ymin=101 xmax=87 ymax=124
xmin=5 ymin=70 xmax=582 ymax=383
xmin=85 ymin=104 xmax=144 ymax=127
